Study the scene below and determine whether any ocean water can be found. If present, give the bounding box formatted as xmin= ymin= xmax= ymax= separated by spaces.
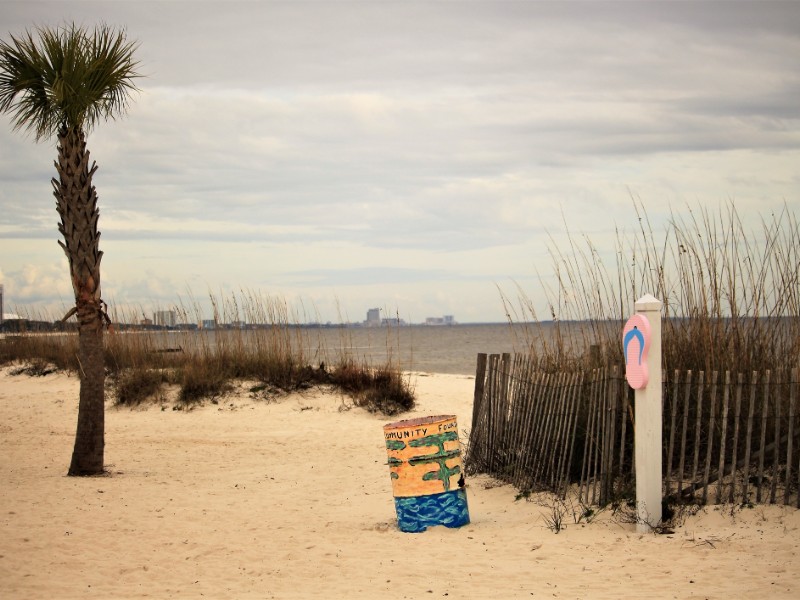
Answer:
xmin=297 ymin=322 xmax=541 ymax=376
xmin=154 ymin=321 xmax=582 ymax=376
xmin=7 ymin=320 xmax=587 ymax=375
xmin=306 ymin=321 xmax=601 ymax=375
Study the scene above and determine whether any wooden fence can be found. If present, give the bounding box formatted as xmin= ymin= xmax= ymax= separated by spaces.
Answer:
xmin=465 ymin=353 xmax=800 ymax=507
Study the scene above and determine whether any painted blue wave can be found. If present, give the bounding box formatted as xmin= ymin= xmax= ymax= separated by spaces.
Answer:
xmin=394 ymin=489 xmax=470 ymax=533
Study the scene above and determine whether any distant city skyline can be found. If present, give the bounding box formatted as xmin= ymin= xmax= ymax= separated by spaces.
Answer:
xmin=1 ymin=2 xmax=798 ymax=323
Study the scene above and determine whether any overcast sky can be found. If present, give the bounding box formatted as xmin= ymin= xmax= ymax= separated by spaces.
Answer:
xmin=1 ymin=0 xmax=798 ymax=324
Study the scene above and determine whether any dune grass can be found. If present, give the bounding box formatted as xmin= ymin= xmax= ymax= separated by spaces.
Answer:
xmin=0 ymin=291 xmax=415 ymax=415
xmin=503 ymin=200 xmax=799 ymax=375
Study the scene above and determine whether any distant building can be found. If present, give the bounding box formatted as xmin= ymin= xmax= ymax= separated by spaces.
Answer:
xmin=425 ymin=315 xmax=456 ymax=326
xmin=0 ymin=284 xmax=4 ymax=325
xmin=153 ymin=310 xmax=177 ymax=328
xmin=381 ymin=317 xmax=406 ymax=327
xmin=366 ymin=308 xmax=381 ymax=326
xmin=201 ymin=319 xmax=216 ymax=329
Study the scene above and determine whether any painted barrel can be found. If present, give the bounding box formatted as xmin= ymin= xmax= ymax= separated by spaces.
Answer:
xmin=383 ymin=414 xmax=470 ymax=533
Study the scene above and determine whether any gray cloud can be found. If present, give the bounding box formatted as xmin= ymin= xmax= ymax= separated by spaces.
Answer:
xmin=1 ymin=1 xmax=798 ymax=321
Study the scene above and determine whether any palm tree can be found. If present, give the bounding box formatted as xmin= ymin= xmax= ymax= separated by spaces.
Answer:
xmin=0 ymin=23 xmax=140 ymax=475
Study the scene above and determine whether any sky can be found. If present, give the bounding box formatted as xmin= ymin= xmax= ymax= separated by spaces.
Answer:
xmin=1 ymin=0 xmax=798 ymax=324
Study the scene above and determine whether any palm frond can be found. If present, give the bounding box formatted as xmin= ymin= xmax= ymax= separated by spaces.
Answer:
xmin=0 ymin=22 xmax=141 ymax=141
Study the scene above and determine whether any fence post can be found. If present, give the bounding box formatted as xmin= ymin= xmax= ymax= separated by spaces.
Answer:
xmin=471 ymin=353 xmax=487 ymax=436
xmin=625 ymin=294 xmax=663 ymax=532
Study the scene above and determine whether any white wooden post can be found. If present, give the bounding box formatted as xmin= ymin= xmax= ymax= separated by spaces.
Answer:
xmin=633 ymin=294 xmax=662 ymax=532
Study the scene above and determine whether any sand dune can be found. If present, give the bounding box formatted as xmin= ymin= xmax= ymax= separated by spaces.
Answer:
xmin=1 ymin=366 xmax=799 ymax=599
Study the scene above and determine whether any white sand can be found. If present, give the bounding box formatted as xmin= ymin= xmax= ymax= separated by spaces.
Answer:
xmin=1 ymin=366 xmax=799 ymax=599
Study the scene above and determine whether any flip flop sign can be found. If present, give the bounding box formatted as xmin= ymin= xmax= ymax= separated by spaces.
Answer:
xmin=623 ymin=314 xmax=651 ymax=389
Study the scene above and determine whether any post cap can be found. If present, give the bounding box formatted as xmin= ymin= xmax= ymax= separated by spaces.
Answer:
xmin=634 ymin=293 xmax=662 ymax=312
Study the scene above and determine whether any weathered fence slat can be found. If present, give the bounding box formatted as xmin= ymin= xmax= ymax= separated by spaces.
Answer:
xmin=729 ymin=373 xmax=744 ymax=504
xmin=513 ymin=368 xmax=541 ymax=487
xmin=542 ymin=373 xmax=564 ymax=486
xmin=468 ymin=353 xmax=488 ymax=469
xmin=691 ymin=371 xmax=706 ymax=490
xmin=558 ymin=372 xmax=583 ymax=498
xmin=597 ymin=371 xmax=608 ymax=504
xmin=618 ymin=373 xmax=631 ymax=480
xmin=495 ymin=353 xmax=511 ymax=469
xmin=605 ymin=366 xmax=619 ymax=503
xmin=770 ymin=370 xmax=782 ymax=504
xmin=510 ymin=358 xmax=535 ymax=487
xmin=589 ymin=368 xmax=603 ymax=504
xmin=701 ymin=371 xmax=719 ymax=504
xmin=532 ymin=370 xmax=554 ymax=485
xmin=529 ymin=371 xmax=554 ymax=484
xmin=579 ymin=369 xmax=598 ymax=503
xmin=471 ymin=353 xmax=487 ymax=433
xmin=551 ymin=372 xmax=571 ymax=487
xmin=505 ymin=355 xmax=526 ymax=478
xmin=553 ymin=371 xmax=574 ymax=494
xmin=757 ymin=370 xmax=771 ymax=503
xmin=665 ymin=369 xmax=680 ymax=498
xmin=743 ymin=372 xmax=758 ymax=502
xmin=591 ymin=370 xmax=605 ymax=504
xmin=786 ymin=367 xmax=797 ymax=506
xmin=584 ymin=370 xmax=598 ymax=504
xmin=481 ymin=355 xmax=494 ymax=473
xmin=550 ymin=370 xmax=568 ymax=493
xmin=478 ymin=375 xmax=490 ymax=468
xmin=677 ymin=370 xmax=692 ymax=498
xmin=503 ymin=355 xmax=520 ymax=465
xmin=549 ymin=373 xmax=572 ymax=490
xmin=716 ymin=371 xmax=731 ymax=504
xmin=489 ymin=353 xmax=504 ymax=473
xmin=518 ymin=369 xmax=539 ymax=486
xmin=601 ymin=369 xmax=615 ymax=504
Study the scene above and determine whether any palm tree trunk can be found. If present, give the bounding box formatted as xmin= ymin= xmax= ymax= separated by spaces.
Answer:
xmin=54 ymin=125 xmax=107 ymax=476
xmin=70 ymin=312 xmax=105 ymax=475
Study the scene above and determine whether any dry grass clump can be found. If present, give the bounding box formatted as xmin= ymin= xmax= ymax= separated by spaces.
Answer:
xmin=177 ymin=361 xmax=233 ymax=405
xmin=9 ymin=357 xmax=59 ymax=377
xmin=0 ymin=331 xmax=79 ymax=372
xmin=114 ymin=368 xmax=168 ymax=406
xmin=331 ymin=359 xmax=415 ymax=416
xmin=505 ymin=200 xmax=799 ymax=375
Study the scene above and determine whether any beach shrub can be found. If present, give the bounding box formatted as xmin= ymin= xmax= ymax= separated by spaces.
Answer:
xmin=178 ymin=361 xmax=232 ymax=405
xmin=113 ymin=367 xmax=167 ymax=406
xmin=333 ymin=361 xmax=415 ymax=415
xmin=9 ymin=358 xmax=59 ymax=377
xmin=243 ymin=355 xmax=322 ymax=392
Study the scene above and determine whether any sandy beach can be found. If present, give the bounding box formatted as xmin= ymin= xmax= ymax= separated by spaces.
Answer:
xmin=1 ymin=366 xmax=799 ymax=599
